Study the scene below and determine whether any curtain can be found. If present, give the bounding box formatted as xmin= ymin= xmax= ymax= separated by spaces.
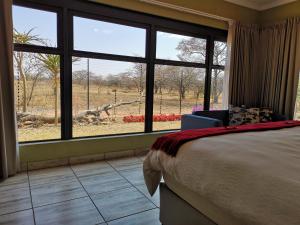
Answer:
xmin=228 ymin=18 xmax=300 ymax=119
xmin=222 ymin=21 xmax=234 ymax=109
xmin=259 ymin=18 xmax=300 ymax=119
xmin=0 ymin=0 xmax=18 ymax=179
xmin=228 ymin=22 xmax=261 ymax=107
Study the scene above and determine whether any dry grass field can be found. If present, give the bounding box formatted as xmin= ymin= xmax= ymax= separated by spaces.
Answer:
xmin=16 ymin=80 xmax=224 ymax=142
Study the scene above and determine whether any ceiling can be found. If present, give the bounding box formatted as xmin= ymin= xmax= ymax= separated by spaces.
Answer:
xmin=224 ymin=0 xmax=297 ymax=10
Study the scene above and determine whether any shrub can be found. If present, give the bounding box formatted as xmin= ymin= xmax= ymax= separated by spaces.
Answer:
xmin=123 ymin=114 xmax=181 ymax=123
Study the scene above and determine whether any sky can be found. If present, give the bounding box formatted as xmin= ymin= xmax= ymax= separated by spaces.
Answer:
xmin=12 ymin=5 xmax=204 ymax=77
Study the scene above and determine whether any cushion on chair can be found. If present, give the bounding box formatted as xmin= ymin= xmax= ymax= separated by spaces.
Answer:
xmin=229 ymin=106 xmax=260 ymax=126
xmin=229 ymin=106 xmax=247 ymax=126
xmin=244 ymin=108 xmax=260 ymax=124
xmin=259 ymin=108 xmax=273 ymax=122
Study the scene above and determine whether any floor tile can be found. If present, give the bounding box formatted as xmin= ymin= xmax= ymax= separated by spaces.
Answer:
xmin=0 ymin=209 xmax=35 ymax=225
xmin=34 ymin=197 xmax=104 ymax=225
xmin=119 ymin=167 xmax=145 ymax=186
xmin=31 ymin=178 xmax=87 ymax=207
xmin=92 ymin=187 xmax=156 ymax=221
xmin=107 ymin=157 xmax=142 ymax=171
xmin=79 ymin=171 xmax=131 ymax=195
xmin=0 ymin=173 xmax=28 ymax=190
xmin=29 ymin=167 xmax=75 ymax=186
xmin=136 ymin=184 xmax=160 ymax=207
xmin=71 ymin=161 xmax=114 ymax=178
xmin=0 ymin=185 xmax=32 ymax=215
xmin=108 ymin=209 xmax=160 ymax=225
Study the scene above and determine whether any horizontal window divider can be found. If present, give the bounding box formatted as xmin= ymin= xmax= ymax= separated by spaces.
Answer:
xmin=152 ymin=129 xmax=179 ymax=133
xmin=71 ymin=131 xmax=146 ymax=140
xmin=13 ymin=0 xmax=61 ymax=14
xmin=72 ymin=50 xmax=147 ymax=63
xmin=14 ymin=44 xmax=62 ymax=55
xmin=211 ymin=65 xmax=225 ymax=70
xmin=19 ymin=138 xmax=61 ymax=144
xmin=156 ymin=27 xmax=208 ymax=40
xmin=155 ymin=59 xmax=206 ymax=68
xmin=71 ymin=10 xmax=150 ymax=31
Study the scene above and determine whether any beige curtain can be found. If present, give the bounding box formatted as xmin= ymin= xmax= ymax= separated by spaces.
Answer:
xmin=229 ymin=22 xmax=261 ymax=107
xmin=229 ymin=18 xmax=300 ymax=119
xmin=259 ymin=18 xmax=300 ymax=119
xmin=222 ymin=21 xmax=234 ymax=109
xmin=0 ymin=0 xmax=18 ymax=179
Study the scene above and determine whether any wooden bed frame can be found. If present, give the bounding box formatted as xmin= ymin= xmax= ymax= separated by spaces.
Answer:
xmin=159 ymin=183 xmax=217 ymax=225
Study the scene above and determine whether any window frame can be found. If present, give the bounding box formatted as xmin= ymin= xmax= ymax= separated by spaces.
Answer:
xmin=13 ymin=0 xmax=227 ymax=143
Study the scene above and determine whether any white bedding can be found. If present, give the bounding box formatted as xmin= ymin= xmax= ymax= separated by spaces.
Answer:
xmin=143 ymin=127 xmax=300 ymax=225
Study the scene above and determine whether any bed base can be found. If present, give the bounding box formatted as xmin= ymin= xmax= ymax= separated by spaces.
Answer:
xmin=160 ymin=183 xmax=217 ymax=225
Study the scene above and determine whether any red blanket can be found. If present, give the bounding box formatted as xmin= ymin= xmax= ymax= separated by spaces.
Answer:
xmin=152 ymin=120 xmax=300 ymax=157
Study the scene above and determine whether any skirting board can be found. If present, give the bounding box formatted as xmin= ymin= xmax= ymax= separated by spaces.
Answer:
xmin=20 ymin=148 xmax=149 ymax=171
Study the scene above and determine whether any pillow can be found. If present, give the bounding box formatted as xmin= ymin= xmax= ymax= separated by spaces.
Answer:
xmin=244 ymin=108 xmax=260 ymax=124
xmin=259 ymin=108 xmax=273 ymax=122
xmin=229 ymin=105 xmax=247 ymax=126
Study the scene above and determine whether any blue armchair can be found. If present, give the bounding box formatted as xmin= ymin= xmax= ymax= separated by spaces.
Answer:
xmin=181 ymin=110 xmax=229 ymax=130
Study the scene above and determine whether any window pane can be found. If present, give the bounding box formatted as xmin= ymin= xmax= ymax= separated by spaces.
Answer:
xmin=210 ymin=69 xmax=225 ymax=110
xmin=72 ymin=58 xmax=146 ymax=137
xmin=74 ymin=17 xmax=146 ymax=57
xmin=13 ymin=6 xmax=57 ymax=47
xmin=156 ymin=31 xmax=206 ymax=63
xmin=213 ymin=41 xmax=227 ymax=66
xmin=14 ymin=52 xmax=61 ymax=142
xmin=153 ymin=65 xmax=205 ymax=131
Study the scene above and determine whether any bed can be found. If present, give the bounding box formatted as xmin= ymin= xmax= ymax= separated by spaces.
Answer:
xmin=143 ymin=122 xmax=300 ymax=225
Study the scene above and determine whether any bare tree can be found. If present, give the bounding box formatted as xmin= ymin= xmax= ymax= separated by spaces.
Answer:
xmin=36 ymin=54 xmax=60 ymax=125
xmin=73 ymin=70 xmax=87 ymax=86
xmin=128 ymin=63 xmax=146 ymax=114
xmin=91 ymin=74 xmax=104 ymax=94
xmin=13 ymin=29 xmax=43 ymax=112
xmin=177 ymin=38 xmax=227 ymax=104
xmin=176 ymin=37 xmax=206 ymax=63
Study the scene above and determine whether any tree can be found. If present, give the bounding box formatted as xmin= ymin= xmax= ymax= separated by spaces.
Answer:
xmin=36 ymin=54 xmax=60 ymax=125
xmin=73 ymin=70 xmax=88 ymax=86
xmin=128 ymin=63 xmax=146 ymax=114
xmin=211 ymin=69 xmax=224 ymax=104
xmin=13 ymin=29 xmax=43 ymax=112
xmin=91 ymin=74 xmax=103 ymax=94
xmin=177 ymin=38 xmax=227 ymax=104
xmin=211 ymin=41 xmax=227 ymax=104
xmin=129 ymin=63 xmax=146 ymax=94
xmin=176 ymin=37 xmax=206 ymax=63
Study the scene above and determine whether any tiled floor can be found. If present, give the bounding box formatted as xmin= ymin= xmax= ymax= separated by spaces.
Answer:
xmin=0 ymin=156 xmax=161 ymax=225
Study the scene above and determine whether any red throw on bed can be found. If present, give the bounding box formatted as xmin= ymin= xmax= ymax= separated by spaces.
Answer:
xmin=152 ymin=120 xmax=300 ymax=157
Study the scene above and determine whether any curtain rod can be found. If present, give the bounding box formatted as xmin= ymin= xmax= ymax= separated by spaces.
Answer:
xmin=139 ymin=0 xmax=233 ymax=23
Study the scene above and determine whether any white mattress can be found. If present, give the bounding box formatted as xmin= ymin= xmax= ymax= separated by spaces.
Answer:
xmin=144 ymin=126 xmax=300 ymax=225
xmin=164 ymin=172 xmax=241 ymax=225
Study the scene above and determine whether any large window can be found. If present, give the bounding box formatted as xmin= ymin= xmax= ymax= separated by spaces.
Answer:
xmin=13 ymin=1 xmax=227 ymax=142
